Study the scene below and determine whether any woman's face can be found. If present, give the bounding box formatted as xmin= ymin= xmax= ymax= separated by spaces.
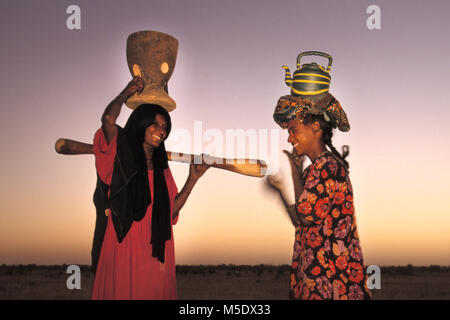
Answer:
xmin=287 ymin=119 xmax=316 ymax=156
xmin=144 ymin=114 xmax=168 ymax=148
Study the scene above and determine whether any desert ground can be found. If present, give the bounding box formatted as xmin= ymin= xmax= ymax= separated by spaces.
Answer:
xmin=0 ymin=264 xmax=449 ymax=300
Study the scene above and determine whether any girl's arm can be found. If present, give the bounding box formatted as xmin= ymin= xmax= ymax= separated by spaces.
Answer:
xmin=172 ymin=163 xmax=209 ymax=222
xmin=101 ymin=76 xmax=144 ymax=143
xmin=265 ymin=175 xmax=312 ymax=228
xmin=283 ymin=149 xmax=305 ymax=201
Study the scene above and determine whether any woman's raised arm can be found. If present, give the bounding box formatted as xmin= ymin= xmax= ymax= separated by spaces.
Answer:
xmin=101 ymin=76 xmax=144 ymax=143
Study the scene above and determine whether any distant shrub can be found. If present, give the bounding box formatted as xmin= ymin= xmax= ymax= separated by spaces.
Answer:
xmin=208 ymin=268 xmax=216 ymax=274
xmin=429 ymin=265 xmax=441 ymax=272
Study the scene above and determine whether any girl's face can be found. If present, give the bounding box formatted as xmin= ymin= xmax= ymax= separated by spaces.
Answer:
xmin=287 ymin=119 xmax=316 ymax=156
xmin=144 ymin=114 xmax=168 ymax=148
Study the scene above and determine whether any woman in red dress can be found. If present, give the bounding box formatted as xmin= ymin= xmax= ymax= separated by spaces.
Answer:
xmin=268 ymin=94 xmax=372 ymax=300
xmin=91 ymin=77 xmax=208 ymax=299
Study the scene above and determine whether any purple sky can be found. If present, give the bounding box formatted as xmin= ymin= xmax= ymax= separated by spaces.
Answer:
xmin=1 ymin=0 xmax=450 ymax=266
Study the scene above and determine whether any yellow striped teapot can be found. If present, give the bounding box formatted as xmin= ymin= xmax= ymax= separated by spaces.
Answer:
xmin=283 ymin=51 xmax=333 ymax=96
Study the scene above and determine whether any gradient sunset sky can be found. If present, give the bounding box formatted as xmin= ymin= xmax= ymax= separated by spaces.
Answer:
xmin=1 ymin=0 xmax=449 ymax=266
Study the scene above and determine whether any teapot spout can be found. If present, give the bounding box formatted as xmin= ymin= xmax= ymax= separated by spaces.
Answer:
xmin=282 ymin=66 xmax=293 ymax=88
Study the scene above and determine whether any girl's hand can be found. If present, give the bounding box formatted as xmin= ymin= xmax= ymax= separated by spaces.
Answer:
xmin=264 ymin=174 xmax=284 ymax=194
xmin=120 ymin=76 xmax=144 ymax=99
xmin=283 ymin=149 xmax=305 ymax=172
xmin=188 ymin=161 xmax=210 ymax=181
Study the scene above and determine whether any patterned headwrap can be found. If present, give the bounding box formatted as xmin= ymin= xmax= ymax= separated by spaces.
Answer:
xmin=273 ymin=93 xmax=350 ymax=132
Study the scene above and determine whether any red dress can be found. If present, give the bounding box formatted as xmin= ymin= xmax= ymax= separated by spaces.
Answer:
xmin=91 ymin=128 xmax=179 ymax=300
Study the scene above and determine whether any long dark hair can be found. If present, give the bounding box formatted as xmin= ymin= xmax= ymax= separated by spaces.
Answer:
xmin=303 ymin=113 xmax=350 ymax=170
xmin=123 ymin=104 xmax=172 ymax=262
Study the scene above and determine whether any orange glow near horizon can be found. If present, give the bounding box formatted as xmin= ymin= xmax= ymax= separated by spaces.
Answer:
xmin=1 ymin=1 xmax=450 ymax=267
xmin=2 ymin=156 xmax=450 ymax=266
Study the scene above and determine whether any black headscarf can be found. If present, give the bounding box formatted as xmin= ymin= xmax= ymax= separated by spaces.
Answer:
xmin=108 ymin=104 xmax=172 ymax=263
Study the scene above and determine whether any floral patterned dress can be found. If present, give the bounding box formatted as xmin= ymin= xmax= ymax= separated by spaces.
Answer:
xmin=290 ymin=152 xmax=372 ymax=300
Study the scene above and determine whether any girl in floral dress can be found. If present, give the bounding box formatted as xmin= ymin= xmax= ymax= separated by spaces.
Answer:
xmin=268 ymin=94 xmax=372 ymax=300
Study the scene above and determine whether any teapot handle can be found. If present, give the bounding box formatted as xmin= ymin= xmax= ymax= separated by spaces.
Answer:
xmin=297 ymin=51 xmax=333 ymax=72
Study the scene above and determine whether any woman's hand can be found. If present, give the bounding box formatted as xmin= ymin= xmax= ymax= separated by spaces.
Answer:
xmin=265 ymin=174 xmax=298 ymax=227
xmin=283 ymin=149 xmax=305 ymax=172
xmin=264 ymin=175 xmax=290 ymax=206
xmin=102 ymin=77 xmax=142 ymax=143
xmin=265 ymin=174 xmax=284 ymax=193
xmin=120 ymin=76 xmax=144 ymax=100
xmin=284 ymin=149 xmax=305 ymax=201
xmin=188 ymin=161 xmax=210 ymax=181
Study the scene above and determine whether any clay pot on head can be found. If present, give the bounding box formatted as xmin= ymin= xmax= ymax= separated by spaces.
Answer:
xmin=126 ymin=31 xmax=179 ymax=112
